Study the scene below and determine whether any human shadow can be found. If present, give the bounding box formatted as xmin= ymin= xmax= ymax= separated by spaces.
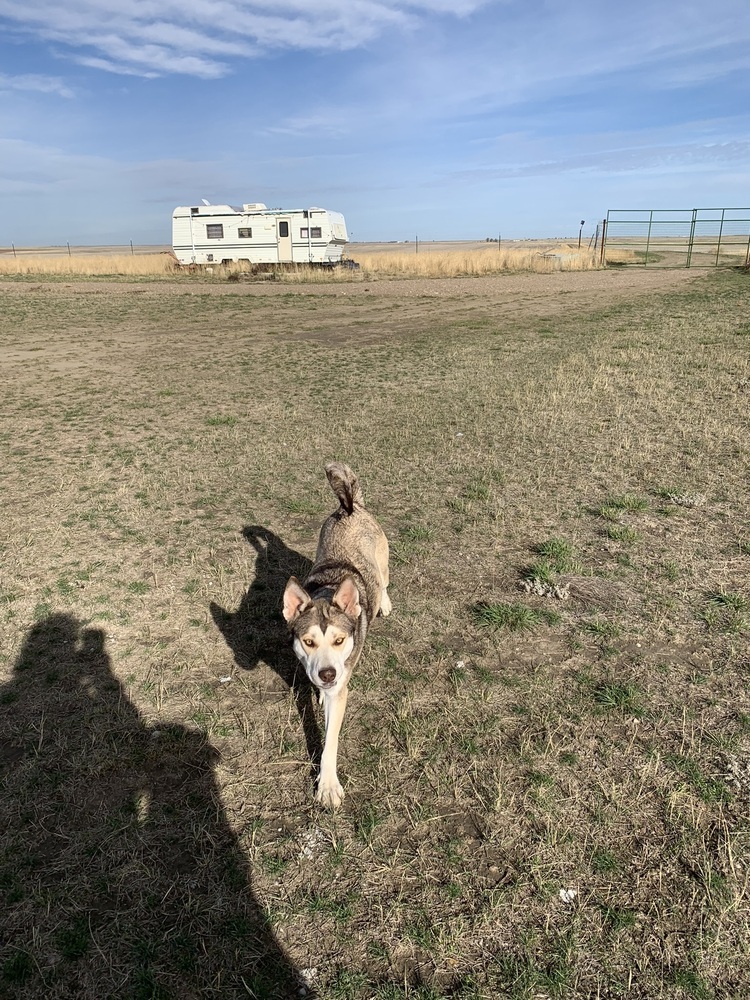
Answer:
xmin=0 ymin=614 xmax=313 ymax=999
xmin=210 ymin=526 xmax=323 ymax=773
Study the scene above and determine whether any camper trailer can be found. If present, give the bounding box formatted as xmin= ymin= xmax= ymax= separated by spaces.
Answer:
xmin=171 ymin=202 xmax=349 ymax=266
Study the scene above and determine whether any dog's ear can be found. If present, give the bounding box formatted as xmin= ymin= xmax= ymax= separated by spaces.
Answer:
xmin=283 ymin=577 xmax=311 ymax=622
xmin=332 ymin=577 xmax=361 ymax=619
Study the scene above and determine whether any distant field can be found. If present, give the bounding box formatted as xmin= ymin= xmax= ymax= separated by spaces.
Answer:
xmin=1 ymin=266 xmax=749 ymax=999
xmin=0 ymin=243 xmax=168 ymax=257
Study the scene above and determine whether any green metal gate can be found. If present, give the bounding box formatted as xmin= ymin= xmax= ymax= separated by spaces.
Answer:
xmin=602 ymin=208 xmax=750 ymax=267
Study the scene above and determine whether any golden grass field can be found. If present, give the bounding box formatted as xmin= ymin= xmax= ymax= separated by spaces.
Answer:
xmin=1 ymin=264 xmax=749 ymax=999
xmin=0 ymin=242 xmax=600 ymax=279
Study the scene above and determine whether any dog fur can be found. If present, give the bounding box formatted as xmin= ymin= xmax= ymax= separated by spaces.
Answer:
xmin=282 ymin=462 xmax=390 ymax=808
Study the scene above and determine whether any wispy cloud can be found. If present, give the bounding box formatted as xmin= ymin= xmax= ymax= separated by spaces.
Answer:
xmin=263 ymin=113 xmax=350 ymax=137
xmin=0 ymin=72 xmax=74 ymax=98
xmin=367 ymin=2 xmax=750 ymax=121
xmin=2 ymin=0 xmax=748 ymax=95
xmin=0 ymin=0 xmax=489 ymax=78
xmin=447 ymin=138 xmax=750 ymax=181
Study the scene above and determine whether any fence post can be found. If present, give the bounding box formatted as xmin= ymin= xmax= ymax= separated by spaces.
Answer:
xmin=67 ymin=242 xmax=71 ymax=257
xmin=686 ymin=209 xmax=697 ymax=268
xmin=12 ymin=243 xmax=16 ymax=258
xmin=600 ymin=218 xmax=607 ymax=264
xmin=714 ymin=209 xmax=725 ymax=267
xmin=644 ymin=211 xmax=653 ymax=265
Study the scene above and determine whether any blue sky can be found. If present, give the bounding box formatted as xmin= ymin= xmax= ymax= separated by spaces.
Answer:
xmin=1 ymin=0 xmax=749 ymax=244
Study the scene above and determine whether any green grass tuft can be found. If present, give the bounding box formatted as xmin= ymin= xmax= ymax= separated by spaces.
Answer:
xmin=471 ymin=601 xmax=560 ymax=632
xmin=593 ymin=681 xmax=644 ymax=715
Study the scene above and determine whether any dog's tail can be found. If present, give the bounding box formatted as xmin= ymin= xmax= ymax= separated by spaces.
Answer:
xmin=325 ymin=462 xmax=364 ymax=515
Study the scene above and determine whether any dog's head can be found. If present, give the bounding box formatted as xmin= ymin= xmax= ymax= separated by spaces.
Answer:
xmin=282 ymin=576 xmax=361 ymax=694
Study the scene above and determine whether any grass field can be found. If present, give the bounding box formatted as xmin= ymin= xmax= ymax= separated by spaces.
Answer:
xmin=1 ymin=267 xmax=749 ymax=999
xmin=0 ymin=243 xmax=598 ymax=280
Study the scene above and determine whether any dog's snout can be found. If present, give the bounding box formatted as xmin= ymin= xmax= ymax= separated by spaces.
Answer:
xmin=319 ymin=668 xmax=336 ymax=685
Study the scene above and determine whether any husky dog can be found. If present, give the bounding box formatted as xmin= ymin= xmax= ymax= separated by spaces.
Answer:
xmin=282 ymin=463 xmax=391 ymax=809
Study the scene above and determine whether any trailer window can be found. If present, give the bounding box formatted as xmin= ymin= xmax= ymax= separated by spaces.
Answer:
xmin=310 ymin=227 xmax=322 ymax=239
xmin=278 ymin=221 xmax=289 ymax=237
xmin=238 ymin=228 xmax=252 ymax=238
xmin=300 ymin=228 xmax=308 ymax=238
xmin=206 ymin=224 xmax=224 ymax=239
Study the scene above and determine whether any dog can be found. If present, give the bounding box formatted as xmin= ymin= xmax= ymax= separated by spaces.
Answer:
xmin=282 ymin=462 xmax=391 ymax=809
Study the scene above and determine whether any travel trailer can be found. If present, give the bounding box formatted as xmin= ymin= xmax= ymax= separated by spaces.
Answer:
xmin=171 ymin=202 xmax=349 ymax=266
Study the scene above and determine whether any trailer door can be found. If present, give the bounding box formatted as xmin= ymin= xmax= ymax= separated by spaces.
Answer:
xmin=277 ymin=219 xmax=293 ymax=262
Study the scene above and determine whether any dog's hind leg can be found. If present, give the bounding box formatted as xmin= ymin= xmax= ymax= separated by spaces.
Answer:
xmin=316 ymin=687 xmax=348 ymax=809
xmin=379 ymin=587 xmax=392 ymax=617
xmin=375 ymin=532 xmax=392 ymax=617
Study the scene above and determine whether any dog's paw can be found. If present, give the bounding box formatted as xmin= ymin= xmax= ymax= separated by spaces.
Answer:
xmin=316 ymin=776 xmax=345 ymax=810
xmin=379 ymin=590 xmax=392 ymax=617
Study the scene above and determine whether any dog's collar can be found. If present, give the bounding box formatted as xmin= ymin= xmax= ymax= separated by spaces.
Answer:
xmin=309 ymin=585 xmax=336 ymax=603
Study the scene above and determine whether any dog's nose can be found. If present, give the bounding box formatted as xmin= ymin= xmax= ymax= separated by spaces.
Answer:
xmin=319 ymin=668 xmax=336 ymax=685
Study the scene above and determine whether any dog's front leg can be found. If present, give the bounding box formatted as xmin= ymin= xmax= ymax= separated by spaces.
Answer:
xmin=316 ymin=687 xmax=348 ymax=809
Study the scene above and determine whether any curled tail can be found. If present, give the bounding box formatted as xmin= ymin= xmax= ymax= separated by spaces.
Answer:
xmin=325 ymin=462 xmax=364 ymax=515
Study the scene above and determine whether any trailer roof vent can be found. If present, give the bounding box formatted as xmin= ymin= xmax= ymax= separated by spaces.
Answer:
xmin=243 ymin=203 xmax=267 ymax=211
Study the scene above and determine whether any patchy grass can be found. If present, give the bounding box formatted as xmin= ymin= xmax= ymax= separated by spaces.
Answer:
xmin=1 ymin=269 xmax=750 ymax=998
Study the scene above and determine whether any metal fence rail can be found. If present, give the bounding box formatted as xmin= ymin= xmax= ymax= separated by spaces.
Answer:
xmin=0 ymin=244 xmax=168 ymax=258
xmin=603 ymin=208 xmax=750 ymax=268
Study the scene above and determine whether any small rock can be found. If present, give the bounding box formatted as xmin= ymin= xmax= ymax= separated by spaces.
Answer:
xmin=520 ymin=577 xmax=570 ymax=600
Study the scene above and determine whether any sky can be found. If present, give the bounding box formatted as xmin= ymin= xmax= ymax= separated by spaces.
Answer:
xmin=1 ymin=0 xmax=749 ymax=245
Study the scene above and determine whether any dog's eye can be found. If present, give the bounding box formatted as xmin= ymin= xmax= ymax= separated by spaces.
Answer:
xmin=303 ymin=638 xmax=316 ymax=648
xmin=333 ymin=636 xmax=345 ymax=646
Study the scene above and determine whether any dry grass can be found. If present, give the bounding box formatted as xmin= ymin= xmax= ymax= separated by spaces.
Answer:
xmin=601 ymin=248 xmax=641 ymax=265
xmin=0 ymin=245 xmax=599 ymax=280
xmin=0 ymin=251 xmax=176 ymax=277
xmin=1 ymin=269 xmax=749 ymax=999
xmin=349 ymin=245 xmax=599 ymax=277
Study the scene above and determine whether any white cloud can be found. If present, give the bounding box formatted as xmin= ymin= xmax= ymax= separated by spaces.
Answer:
xmin=449 ymin=138 xmax=750 ymax=181
xmin=0 ymin=72 xmax=74 ymax=98
xmin=435 ymin=114 xmax=750 ymax=188
xmin=0 ymin=0 xmax=489 ymax=78
xmin=390 ymin=2 xmax=750 ymax=118
xmin=1 ymin=0 xmax=748 ymax=96
xmin=263 ymin=111 xmax=351 ymax=137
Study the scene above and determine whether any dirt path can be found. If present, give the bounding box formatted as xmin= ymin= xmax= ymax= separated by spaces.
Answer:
xmin=0 ymin=264 xmax=704 ymax=303
xmin=0 ymin=266 xmax=711 ymax=362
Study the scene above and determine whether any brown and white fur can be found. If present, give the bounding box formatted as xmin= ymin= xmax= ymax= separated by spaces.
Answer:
xmin=282 ymin=462 xmax=391 ymax=809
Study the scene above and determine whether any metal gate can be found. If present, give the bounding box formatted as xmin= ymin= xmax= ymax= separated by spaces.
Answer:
xmin=602 ymin=208 xmax=750 ymax=267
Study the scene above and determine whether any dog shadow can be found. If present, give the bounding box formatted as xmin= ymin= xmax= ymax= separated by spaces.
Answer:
xmin=210 ymin=525 xmax=323 ymax=771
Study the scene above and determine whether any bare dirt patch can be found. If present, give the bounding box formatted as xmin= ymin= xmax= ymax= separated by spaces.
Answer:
xmin=0 ymin=265 xmax=701 ymax=359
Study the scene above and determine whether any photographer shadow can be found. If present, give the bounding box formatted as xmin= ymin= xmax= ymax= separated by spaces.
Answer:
xmin=0 ymin=613 xmax=313 ymax=999
xmin=209 ymin=525 xmax=323 ymax=773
